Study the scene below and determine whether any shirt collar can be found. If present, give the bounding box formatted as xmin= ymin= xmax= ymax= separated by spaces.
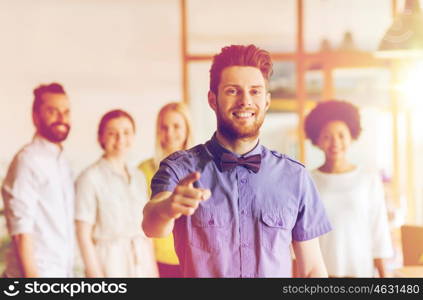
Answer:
xmin=205 ymin=132 xmax=262 ymax=171
xmin=98 ymin=157 xmax=134 ymax=182
xmin=33 ymin=134 xmax=63 ymax=159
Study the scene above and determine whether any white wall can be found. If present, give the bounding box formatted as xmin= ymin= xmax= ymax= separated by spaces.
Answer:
xmin=0 ymin=0 xmax=181 ymax=175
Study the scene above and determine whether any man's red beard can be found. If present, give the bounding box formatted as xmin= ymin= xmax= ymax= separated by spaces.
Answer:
xmin=215 ymin=105 xmax=265 ymax=141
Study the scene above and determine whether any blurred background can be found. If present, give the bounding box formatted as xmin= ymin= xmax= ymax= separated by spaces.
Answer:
xmin=0 ymin=0 xmax=422 ymax=276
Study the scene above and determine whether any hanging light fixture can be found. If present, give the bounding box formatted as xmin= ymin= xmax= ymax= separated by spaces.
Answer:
xmin=376 ymin=0 xmax=423 ymax=58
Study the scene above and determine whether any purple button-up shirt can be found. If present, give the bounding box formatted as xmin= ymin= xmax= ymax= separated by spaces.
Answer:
xmin=151 ymin=134 xmax=331 ymax=277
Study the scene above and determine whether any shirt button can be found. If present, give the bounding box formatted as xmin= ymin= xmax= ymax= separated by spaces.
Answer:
xmin=240 ymin=179 xmax=247 ymax=184
xmin=241 ymin=210 xmax=246 ymax=215
xmin=208 ymin=219 xmax=215 ymax=225
xmin=278 ymin=221 xmax=283 ymax=226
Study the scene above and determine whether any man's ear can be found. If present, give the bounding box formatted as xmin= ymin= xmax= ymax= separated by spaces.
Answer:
xmin=208 ymin=91 xmax=217 ymax=112
xmin=32 ymin=111 xmax=40 ymax=129
xmin=264 ymin=92 xmax=271 ymax=112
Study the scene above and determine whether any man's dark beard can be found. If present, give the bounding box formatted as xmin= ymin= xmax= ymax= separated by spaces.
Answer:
xmin=38 ymin=121 xmax=70 ymax=143
xmin=216 ymin=106 xmax=264 ymax=141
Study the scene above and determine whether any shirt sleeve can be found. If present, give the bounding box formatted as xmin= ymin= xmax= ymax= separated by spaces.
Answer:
xmin=369 ymin=174 xmax=393 ymax=258
xmin=292 ymin=168 xmax=332 ymax=241
xmin=74 ymin=170 xmax=97 ymax=225
xmin=1 ymin=153 xmax=41 ymax=235
xmin=150 ymin=160 xmax=181 ymax=198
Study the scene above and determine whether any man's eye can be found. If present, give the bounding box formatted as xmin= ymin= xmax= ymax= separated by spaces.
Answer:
xmin=226 ymin=88 xmax=238 ymax=95
xmin=251 ymin=89 xmax=261 ymax=95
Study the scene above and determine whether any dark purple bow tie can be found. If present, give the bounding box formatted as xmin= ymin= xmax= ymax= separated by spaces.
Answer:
xmin=220 ymin=152 xmax=261 ymax=173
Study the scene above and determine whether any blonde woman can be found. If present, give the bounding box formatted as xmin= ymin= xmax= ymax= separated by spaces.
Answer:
xmin=76 ymin=109 xmax=158 ymax=277
xmin=139 ymin=102 xmax=193 ymax=277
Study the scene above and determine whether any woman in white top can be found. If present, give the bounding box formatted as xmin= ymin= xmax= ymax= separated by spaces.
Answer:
xmin=75 ymin=109 xmax=158 ymax=277
xmin=304 ymin=100 xmax=392 ymax=277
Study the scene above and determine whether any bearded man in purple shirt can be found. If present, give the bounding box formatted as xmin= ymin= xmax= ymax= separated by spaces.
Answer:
xmin=143 ymin=44 xmax=331 ymax=278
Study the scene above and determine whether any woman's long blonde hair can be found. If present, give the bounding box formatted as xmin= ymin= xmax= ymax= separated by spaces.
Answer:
xmin=154 ymin=102 xmax=193 ymax=168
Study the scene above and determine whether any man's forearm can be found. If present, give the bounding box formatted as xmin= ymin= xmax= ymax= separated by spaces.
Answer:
xmin=305 ymin=264 xmax=328 ymax=277
xmin=294 ymin=259 xmax=328 ymax=277
xmin=13 ymin=233 xmax=38 ymax=277
xmin=142 ymin=194 xmax=175 ymax=238
xmin=292 ymin=239 xmax=328 ymax=278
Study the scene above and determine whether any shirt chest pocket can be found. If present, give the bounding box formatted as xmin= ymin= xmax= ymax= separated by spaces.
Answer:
xmin=189 ymin=208 xmax=231 ymax=253
xmin=260 ymin=209 xmax=294 ymax=251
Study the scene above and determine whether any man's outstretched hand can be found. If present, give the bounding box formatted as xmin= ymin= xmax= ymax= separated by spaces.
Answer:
xmin=163 ymin=172 xmax=211 ymax=219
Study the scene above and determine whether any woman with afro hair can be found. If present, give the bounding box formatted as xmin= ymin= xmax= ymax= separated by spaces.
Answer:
xmin=304 ymin=100 xmax=392 ymax=277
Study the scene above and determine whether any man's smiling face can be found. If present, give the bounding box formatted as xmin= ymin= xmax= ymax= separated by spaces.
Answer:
xmin=209 ymin=65 xmax=270 ymax=141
